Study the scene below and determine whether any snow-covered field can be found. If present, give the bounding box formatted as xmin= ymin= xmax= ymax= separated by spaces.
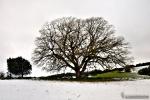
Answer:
xmin=0 ymin=79 xmax=150 ymax=100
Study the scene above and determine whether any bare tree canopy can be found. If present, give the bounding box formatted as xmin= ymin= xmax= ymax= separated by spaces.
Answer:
xmin=32 ymin=17 xmax=132 ymax=78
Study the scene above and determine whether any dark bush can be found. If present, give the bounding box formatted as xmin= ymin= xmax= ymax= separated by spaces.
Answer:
xmin=138 ymin=65 xmax=150 ymax=76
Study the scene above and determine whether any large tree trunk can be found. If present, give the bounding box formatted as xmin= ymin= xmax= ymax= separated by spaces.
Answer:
xmin=21 ymin=65 xmax=24 ymax=78
xmin=75 ymin=69 xmax=81 ymax=79
xmin=21 ymin=72 xmax=23 ymax=78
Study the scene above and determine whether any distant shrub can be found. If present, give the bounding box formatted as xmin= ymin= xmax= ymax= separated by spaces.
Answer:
xmin=0 ymin=72 xmax=5 ymax=79
xmin=138 ymin=65 xmax=150 ymax=76
xmin=124 ymin=68 xmax=131 ymax=72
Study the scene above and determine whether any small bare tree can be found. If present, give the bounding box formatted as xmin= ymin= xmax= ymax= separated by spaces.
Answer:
xmin=32 ymin=17 xmax=131 ymax=78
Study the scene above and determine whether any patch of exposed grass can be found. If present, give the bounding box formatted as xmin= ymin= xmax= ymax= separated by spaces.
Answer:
xmin=91 ymin=71 xmax=137 ymax=80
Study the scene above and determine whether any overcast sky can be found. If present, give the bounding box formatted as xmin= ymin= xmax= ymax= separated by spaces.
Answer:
xmin=0 ymin=0 xmax=150 ymax=76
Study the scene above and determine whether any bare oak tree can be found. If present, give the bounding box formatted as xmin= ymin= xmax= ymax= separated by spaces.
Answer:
xmin=32 ymin=17 xmax=131 ymax=78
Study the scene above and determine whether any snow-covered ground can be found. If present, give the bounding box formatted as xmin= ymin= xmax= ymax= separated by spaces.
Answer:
xmin=0 ymin=79 xmax=150 ymax=100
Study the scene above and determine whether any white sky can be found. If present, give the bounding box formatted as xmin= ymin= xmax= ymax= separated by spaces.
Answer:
xmin=0 ymin=0 xmax=150 ymax=76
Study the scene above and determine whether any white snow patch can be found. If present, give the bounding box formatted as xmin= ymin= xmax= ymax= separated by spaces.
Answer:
xmin=0 ymin=80 xmax=150 ymax=100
